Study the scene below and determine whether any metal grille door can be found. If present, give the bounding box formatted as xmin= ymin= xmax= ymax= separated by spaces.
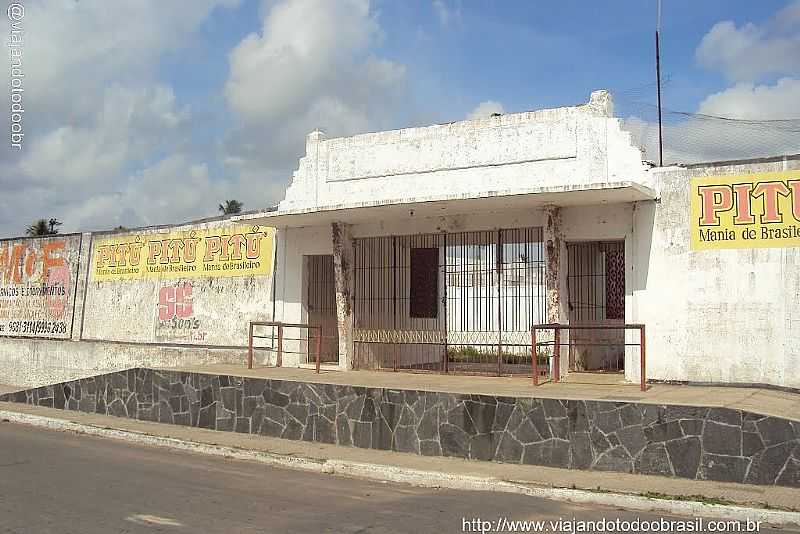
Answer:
xmin=306 ymin=255 xmax=339 ymax=364
xmin=353 ymin=233 xmax=445 ymax=371
xmin=353 ymin=228 xmax=546 ymax=375
xmin=566 ymin=241 xmax=625 ymax=372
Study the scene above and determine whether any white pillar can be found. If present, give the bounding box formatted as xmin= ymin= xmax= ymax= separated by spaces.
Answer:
xmin=331 ymin=222 xmax=355 ymax=370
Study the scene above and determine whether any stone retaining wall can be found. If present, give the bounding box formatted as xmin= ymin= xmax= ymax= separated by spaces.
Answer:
xmin=2 ymin=368 xmax=799 ymax=488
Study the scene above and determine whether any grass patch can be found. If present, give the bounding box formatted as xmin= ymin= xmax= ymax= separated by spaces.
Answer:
xmin=641 ymin=491 xmax=734 ymax=507
xmin=581 ymin=487 xmax=733 ymax=506
xmin=447 ymin=345 xmax=551 ymax=366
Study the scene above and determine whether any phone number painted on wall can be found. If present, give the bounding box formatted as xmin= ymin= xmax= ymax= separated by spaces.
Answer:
xmin=0 ymin=235 xmax=79 ymax=339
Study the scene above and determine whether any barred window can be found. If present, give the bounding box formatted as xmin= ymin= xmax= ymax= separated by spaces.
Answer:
xmin=410 ymin=248 xmax=438 ymax=318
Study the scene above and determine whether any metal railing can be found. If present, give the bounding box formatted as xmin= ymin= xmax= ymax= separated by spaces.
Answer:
xmin=531 ymin=323 xmax=647 ymax=391
xmin=247 ymin=321 xmax=322 ymax=373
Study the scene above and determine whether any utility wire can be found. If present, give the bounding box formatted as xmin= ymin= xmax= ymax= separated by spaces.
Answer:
xmin=611 ymin=90 xmax=800 ymax=164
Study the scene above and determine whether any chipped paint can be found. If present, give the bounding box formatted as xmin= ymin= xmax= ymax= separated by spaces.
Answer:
xmin=331 ymin=222 xmax=355 ymax=369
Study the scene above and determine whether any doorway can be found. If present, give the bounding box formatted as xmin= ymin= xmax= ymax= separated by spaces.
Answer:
xmin=566 ymin=241 xmax=625 ymax=372
xmin=305 ymin=255 xmax=339 ymax=365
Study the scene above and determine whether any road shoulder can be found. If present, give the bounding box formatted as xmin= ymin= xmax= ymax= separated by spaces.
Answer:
xmin=2 ymin=400 xmax=799 ymax=528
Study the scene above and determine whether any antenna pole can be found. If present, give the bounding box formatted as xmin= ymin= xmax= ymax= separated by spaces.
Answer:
xmin=656 ymin=0 xmax=664 ymax=166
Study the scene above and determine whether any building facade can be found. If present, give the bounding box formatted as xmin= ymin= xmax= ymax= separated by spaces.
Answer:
xmin=1 ymin=90 xmax=798 ymax=390
xmin=239 ymin=90 xmax=800 ymax=389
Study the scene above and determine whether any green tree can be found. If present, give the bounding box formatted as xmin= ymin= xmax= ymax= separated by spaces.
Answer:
xmin=26 ymin=218 xmax=61 ymax=236
xmin=218 ymin=200 xmax=243 ymax=215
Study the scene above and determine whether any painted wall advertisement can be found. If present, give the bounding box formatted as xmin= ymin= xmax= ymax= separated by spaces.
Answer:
xmin=90 ymin=225 xmax=275 ymax=344
xmin=0 ymin=235 xmax=80 ymax=338
xmin=91 ymin=225 xmax=275 ymax=281
xmin=691 ymin=170 xmax=800 ymax=250
xmin=154 ymin=281 xmax=207 ymax=343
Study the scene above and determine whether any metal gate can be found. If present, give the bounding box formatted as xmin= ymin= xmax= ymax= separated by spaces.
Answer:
xmin=566 ymin=241 xmax=625 ymax=372
xmin=353 ymin=228 xmax=546 ymax=375
xmin=305 ymin=255 xmax=339 ymax=364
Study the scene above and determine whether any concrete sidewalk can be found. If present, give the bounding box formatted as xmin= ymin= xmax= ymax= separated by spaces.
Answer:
xmin=2 ymin=400 xmax=799 ymax=519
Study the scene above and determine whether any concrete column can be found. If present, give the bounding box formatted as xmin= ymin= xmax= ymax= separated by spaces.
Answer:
xmin=543 ymin=207 xmax=568 ymax=324
xmin=543 ymin=206 xmax=569 ymax=379
xmin=331 ymin=222 xmax=355 ymax=370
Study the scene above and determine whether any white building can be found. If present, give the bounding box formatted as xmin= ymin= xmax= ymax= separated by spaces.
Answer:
xmin=1 ymin=90 xmax=798 ymax=391
xmin=236 ymin=90 xmax=800 ymax=390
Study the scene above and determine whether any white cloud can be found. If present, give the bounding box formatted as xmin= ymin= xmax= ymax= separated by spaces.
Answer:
xmin=467 ymin=100 xmax=505 ymax=120
xmin=15 ymin=85 xmax=188 ymax=188
xmin=698 ymin=77 xmax=800 ymax=119
xmin=432 ymin=0 xmax=461 ymax=28
xmin=0 ymin=150 xmax=263 ymax=235
xmin=221 ymin=0 xmax=409 ymax=194
xmin=0 ymin=0 xmax=242 ymax=236
xmin=433 ymin=0 xmax=452 ymax=27
xmin=4 ymin=0 xmax=241 ymax=128
xmin=58 ymin=154 xmax=232 ymax=231
xmin=225 ymin=0 xmax=401 ymax=124
xmin=696 ymin=1 xmax=800 ymax=81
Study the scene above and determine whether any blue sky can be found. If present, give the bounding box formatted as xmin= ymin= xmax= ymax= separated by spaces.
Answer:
xmin=1 ymin=0 xmax=798 ymax=236
xmin=168 ymin=0 xmax=789 ymax=117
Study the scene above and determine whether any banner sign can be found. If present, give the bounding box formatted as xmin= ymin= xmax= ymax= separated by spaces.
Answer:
xmin=690 ymin=171 xmax=800 ymax=250
xmin=0 ymin=235 xmax=80 ymax=338
xmin=92 ymin=225 xmax=275 ymax=281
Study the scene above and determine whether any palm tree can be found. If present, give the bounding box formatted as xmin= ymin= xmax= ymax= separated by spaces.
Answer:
xmin=48 ymin=218 xmax=62 ymax=234
xmin=26 ymin=219 xmax=54 ymax=236
xmin=218 ymin=200 xmax=243 ymax=215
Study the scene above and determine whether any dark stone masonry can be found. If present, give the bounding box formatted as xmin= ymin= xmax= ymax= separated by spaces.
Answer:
xmin=2 ymin=368 xmax=799 ymax=488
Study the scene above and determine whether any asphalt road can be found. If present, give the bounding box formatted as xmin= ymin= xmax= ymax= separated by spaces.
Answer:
xmin=0 ymin=422 xmax=794 ymax=534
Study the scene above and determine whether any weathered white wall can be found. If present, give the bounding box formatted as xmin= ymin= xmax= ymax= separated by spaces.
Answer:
xmin=633 ymin=156 xmax=800 ymax=389
xmin=272 ymin=225 xmax=332 ymax=367
xmin=281 ymin=91 xmax=648 ymax=211
xmin=0 ymin=338 xmax=244 ymax=386
xmin=0 ymin=219 xmax=277 ymax=387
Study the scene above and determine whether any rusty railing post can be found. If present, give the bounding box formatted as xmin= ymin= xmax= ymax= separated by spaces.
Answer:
xmin=531 ymin=327 xmax=538 ymax=386
xmin=248 ymin=322 xmax=254 ymax=369
xmin=442 ymin=232 xmax=448 ymax=375
xmin=496 ymin=228 xmax=503 ymax=377
xmin=277 ymin=324 xmax=283 ymax=368
xmin=315 ymin=326 xmax=322 ymax=374
xmin=553 ymin=326 xmax=561 ymax=383
xmin=640 ymin=325 xmax=647 ymax=392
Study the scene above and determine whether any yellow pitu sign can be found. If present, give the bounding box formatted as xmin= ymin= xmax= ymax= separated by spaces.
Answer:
xmin=92 ymin=225 xmax=275 ymax=281
xmin=690 ymin=171 xmax=800 ymax=250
